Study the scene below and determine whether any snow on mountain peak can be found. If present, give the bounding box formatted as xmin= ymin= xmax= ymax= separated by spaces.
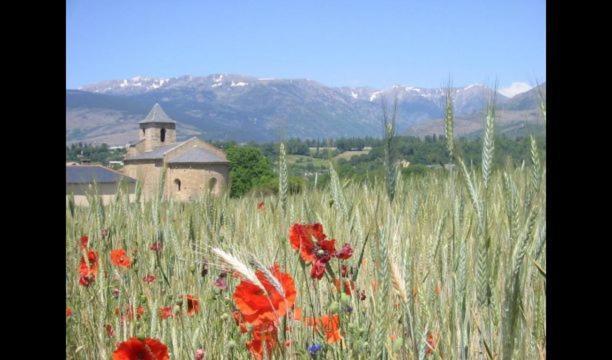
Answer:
xmin=369 ymin=91 xmax=383 ymax=102
xmin=462 ymin=83 xmax=484 ymax=91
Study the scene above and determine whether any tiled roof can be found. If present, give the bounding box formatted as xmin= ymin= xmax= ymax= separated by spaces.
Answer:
xmin=139 ymin=103 xmax=176 ymax=124
xmin=66 ymin=165 xmax=136 ymax=184
xmin=167 ymin=148 xmax=229 ymax=164
xmin=124 ymin=143 xmax=182 ymax=160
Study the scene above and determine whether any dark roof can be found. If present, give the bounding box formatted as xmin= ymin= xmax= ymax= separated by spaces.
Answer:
xmin=167 ymin=147 xmax=229 ymax=164
xmin=139 ymin=103 xmax=176 ymax=124
xmin=124 ymin=143 xmax=181 ymax=160
xmin=66 ymin=165 xmax=136 ymax=184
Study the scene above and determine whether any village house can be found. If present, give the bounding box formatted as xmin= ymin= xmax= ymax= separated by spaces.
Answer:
xmin=66 ymin=164 xmax=136 ymax=206
xmin=122 ymin=103 xmax=230 ymax=201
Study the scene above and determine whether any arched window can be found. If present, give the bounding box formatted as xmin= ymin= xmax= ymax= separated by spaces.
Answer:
xmin=208 ymin=177 xmax=217 ymax=192
xmin=160 ymin=128 xmax=166 ymax=142
xmin=174 ymin=178 xmax=181 ymax=192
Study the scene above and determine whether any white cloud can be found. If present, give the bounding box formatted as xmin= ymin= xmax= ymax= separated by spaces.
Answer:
xmin=498 ymin=82 xmax=533 ymax=98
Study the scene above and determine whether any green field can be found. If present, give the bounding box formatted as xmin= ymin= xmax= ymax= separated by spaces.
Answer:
xmin=66 ymin=153 xmax=545 ymax=359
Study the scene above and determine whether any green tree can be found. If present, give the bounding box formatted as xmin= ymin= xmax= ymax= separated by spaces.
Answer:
xmin=226 ymin=146 xmax=275 ymax=197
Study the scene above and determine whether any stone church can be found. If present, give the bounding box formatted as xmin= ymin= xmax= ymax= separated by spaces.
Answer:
xmin=123 ymin=103 xmax=229 ymax=201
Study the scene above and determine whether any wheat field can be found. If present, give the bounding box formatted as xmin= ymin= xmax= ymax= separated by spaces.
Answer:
xmin=66 ymin=151 xmax=545 ymax=359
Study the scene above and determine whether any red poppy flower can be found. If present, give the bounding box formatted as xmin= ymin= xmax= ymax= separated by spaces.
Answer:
xmin=158 ymin=306 xmax=173 ymax=320
xmin=80 ymin=235 xmax=89 ymax=249
xmin=110 ymin=249 xmax=132 ymax=268
xmin=320 ymin=315 xmax=342 ymax=344
xmin=309 ymin=238 xmax=336 ymax=279
xmin=78 ymin=250 xmax=98 ymax=286
xmin=233 ymin=264 xmax=297 ymax=326
xmin=112 ymin=337 xmax=169 ymax=360
xmin=289 ymin=223 xmax=353 ymax=280
xmin=293 ymin=307 xmax=302 ymax=321
xmin=66 ymin=307 xmax=72 ymax=317
xmin=289 ymin=223 xmax=327 ymax=263
xmin=336 ymin=243 xmax=353 ymax=260
xmin=246 ymin=321 xmax=278 ymax=360
xmin=143 ymin=274 xmax=156 ymax=284
xmin=340 ymin=265 xmax=350 ymax=277
xmin=257 ymin=201 xmax=265 ymax=210
xmin=310 ymin=256 xmax=331 ymax=279
xmin=183 ymin=295 xmax=200 ymax=316
xmin=105 ymin=324 xmax=115 ymax=337
xmin=115 ymin=305 xmax=144 ymax=322
xmin=425 ymin=331 xmax=437 ymax=355
xmin=304 ymin=314 xmax=343 ymax=344
xmin=333 ymin=279 xmax=355 ymax=295
xmin=149 ymin=242 xmax=162 ymax=252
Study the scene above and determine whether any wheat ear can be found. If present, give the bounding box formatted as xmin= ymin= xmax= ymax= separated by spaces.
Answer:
xmin=211 ymin=248 xmax=265 ymax=292
xmin=248 ymin=256 xmax=285 ymax=298
xmin=390 ymin=260 xmax=408 ymax=304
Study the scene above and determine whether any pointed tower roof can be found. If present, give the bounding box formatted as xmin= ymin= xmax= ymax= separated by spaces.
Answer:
xmin=139 ymin=103 xmax=176 ymax=124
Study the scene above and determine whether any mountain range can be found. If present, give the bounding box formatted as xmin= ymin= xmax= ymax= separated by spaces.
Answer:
xmin=66 ymin=74 xmax=545 ymax=145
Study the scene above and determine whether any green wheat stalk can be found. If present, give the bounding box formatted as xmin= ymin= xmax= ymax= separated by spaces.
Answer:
xmin=279 ymin=142 xmax=288 ymax=213
xmin=444 ymin=81 xmax=455 ymax=160
xmin=482 ymin=94 xmax=496 ymax=190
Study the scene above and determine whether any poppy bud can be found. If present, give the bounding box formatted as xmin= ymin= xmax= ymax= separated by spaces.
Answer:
xmin=227 ymin=340 xmax=236 ymax=349
xmin=195 ymin=349 xmax=205 ymax=360
xmin=336 ymin=243 xmax=353 ymax=260
xmin=104 ymin=324 xmax=114 ymax=337
xmin=220 ymin=313 xmax=229 ymax=321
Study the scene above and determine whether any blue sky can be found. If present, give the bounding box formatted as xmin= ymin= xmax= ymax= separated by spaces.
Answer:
xmin=66 ymin=0 xmax=545 ymax=95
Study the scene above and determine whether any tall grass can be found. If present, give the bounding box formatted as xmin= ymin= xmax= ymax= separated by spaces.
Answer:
xmin=66 ymin=162 xmax=545 ymax=359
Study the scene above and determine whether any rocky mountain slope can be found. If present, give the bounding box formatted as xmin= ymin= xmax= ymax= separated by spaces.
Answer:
xmin=67 ymin=74 xmax=544 ymax=144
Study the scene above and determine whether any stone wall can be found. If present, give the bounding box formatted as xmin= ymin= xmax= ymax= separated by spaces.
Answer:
xmin=123 ymin=160 xmax=164 ymax=200
xmin=66 ymin=182 xmax=136 ymax=206
xmin=141 ymin=123 xmax=176 ymax=151
xmin=165 ymin=163 xmax=229 ymax=201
